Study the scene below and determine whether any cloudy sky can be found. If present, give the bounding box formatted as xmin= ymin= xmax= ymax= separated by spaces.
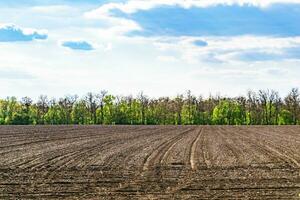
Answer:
xmin=1 ymin=0 xmax=300 ymax=99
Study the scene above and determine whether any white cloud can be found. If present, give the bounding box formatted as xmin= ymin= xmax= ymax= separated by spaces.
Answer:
xmin=1 ymin=1 xmax=299 ymax=98
xmin=85 ymin=0 xmax=300 ymax=19
xmin=104 ymin=43 xmax=113 ymax=51
xmin=83 ymin=0 xmax=300 ymax=38
xmin=151 ymin=36 xmax=300 ymax=63
xmin=0 ymin=68 xmax=34 ymax=80
xmin=31 ymin=5 xmax=78 ymax=14
xmin=157 ymin=55 xmax=178 ymax=62
xmin=1 ymin=31 xmax=300 ymax=98
xmin=84 ymin=2 xmax=142 ymax=36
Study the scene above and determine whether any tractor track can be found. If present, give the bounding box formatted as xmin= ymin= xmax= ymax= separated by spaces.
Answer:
xmin=0 ymin=125 xmax=299 ymax=199
xmin=142 ymin=127 xmax=195 ymax=171
xmin=190 ymin=127 xmax=204 ymax=170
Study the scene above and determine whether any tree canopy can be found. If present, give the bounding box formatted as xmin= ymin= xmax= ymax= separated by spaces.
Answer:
xmin=0 ymin=89 xmax=300 ymax=125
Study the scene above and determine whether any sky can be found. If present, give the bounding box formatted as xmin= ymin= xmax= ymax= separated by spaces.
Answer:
xmin=1 ymin=0 xmax=300 ymax=99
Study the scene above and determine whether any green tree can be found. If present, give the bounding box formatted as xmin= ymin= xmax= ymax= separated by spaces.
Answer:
xmin=278 ymin=109 xmax=293 ymax=125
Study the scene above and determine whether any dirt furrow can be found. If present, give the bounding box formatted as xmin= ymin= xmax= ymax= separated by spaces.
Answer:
xmin=190 ymin=127 xmax=204 ymax=170
xmin=0 ymin=125 xmax=299 ymax=199
xmin=142 ymin=127 xmax=194 ymax=171
xmin=234 ymin=127 xmax=300 ymax=168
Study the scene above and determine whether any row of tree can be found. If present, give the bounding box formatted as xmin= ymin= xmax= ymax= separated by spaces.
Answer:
xmin=0 ymin=89 xmax=300 ymax=125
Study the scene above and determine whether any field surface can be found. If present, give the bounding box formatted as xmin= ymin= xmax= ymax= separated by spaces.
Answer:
xmin=0 ymin=125 xmax=299 ymax=199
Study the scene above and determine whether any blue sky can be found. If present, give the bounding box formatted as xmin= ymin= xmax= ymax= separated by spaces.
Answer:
xmin=123 ymin=4 xmax=300 ymax=37
xmin=62 ymin=41 xmax=94 ymax=50
xmin=0 ymin=0 xmax=300 ymax=99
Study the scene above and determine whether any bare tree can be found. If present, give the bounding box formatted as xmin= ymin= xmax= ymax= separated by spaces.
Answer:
xmin=195 ymin=95 xmax=205 ymax=124
xmin=126 ymin=95 xmax=133 ymax=124
xmin=273 ymin=92 xmax=281 ymax=125
xmin=59 ymin=95 xmax=78 ymax=124
xmin=186 ymin=90 xmax=196 ymax=124
xmin=85 ymin=93 xmax=98 ymax=124
xmin=258 ymin=90 xmax=269 ymax=124
xmin=172 ymin=95 xmax=183 ymax=125
xmin=258 ymin=89 xmax=279 ymax=125
xmin=21 ymin=97 xmax=33 ymax=113
xmin=285 ymin=88 xmax=300 ymax=125
xmin=37 ymin=95 xmax=49 ymax=124
xmin=246 ymin=91 xmax=256 ymax=124
xmin=138 ymin=92 xmax=149 ymax=125
xmin=97 ymin=90 xmax=107 ymax=124
xmin=236 ymin=96 xmax=247 ymax=124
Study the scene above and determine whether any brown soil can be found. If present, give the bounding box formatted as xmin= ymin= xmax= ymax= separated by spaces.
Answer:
xmin=0 ymin=125 xmax=299 ymax=199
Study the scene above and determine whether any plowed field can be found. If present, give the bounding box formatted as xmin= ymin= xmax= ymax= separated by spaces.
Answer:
xmin=0 ymin=126 xmax=299 ymax=199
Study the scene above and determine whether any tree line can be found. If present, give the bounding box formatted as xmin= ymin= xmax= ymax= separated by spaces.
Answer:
xmin=0 ymin=89 xmax=300 ymax=125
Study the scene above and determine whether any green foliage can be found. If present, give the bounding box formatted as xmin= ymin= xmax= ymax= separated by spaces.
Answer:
xmin=212 ymin=100 xmax=244 ymax=125
xmin=278 ymin=109 xmax=293 ymax=125
xmin=0 ymin=88 xmax=299 ymax=125
xmin=72 ymin=100 xmax=88 ymax=124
